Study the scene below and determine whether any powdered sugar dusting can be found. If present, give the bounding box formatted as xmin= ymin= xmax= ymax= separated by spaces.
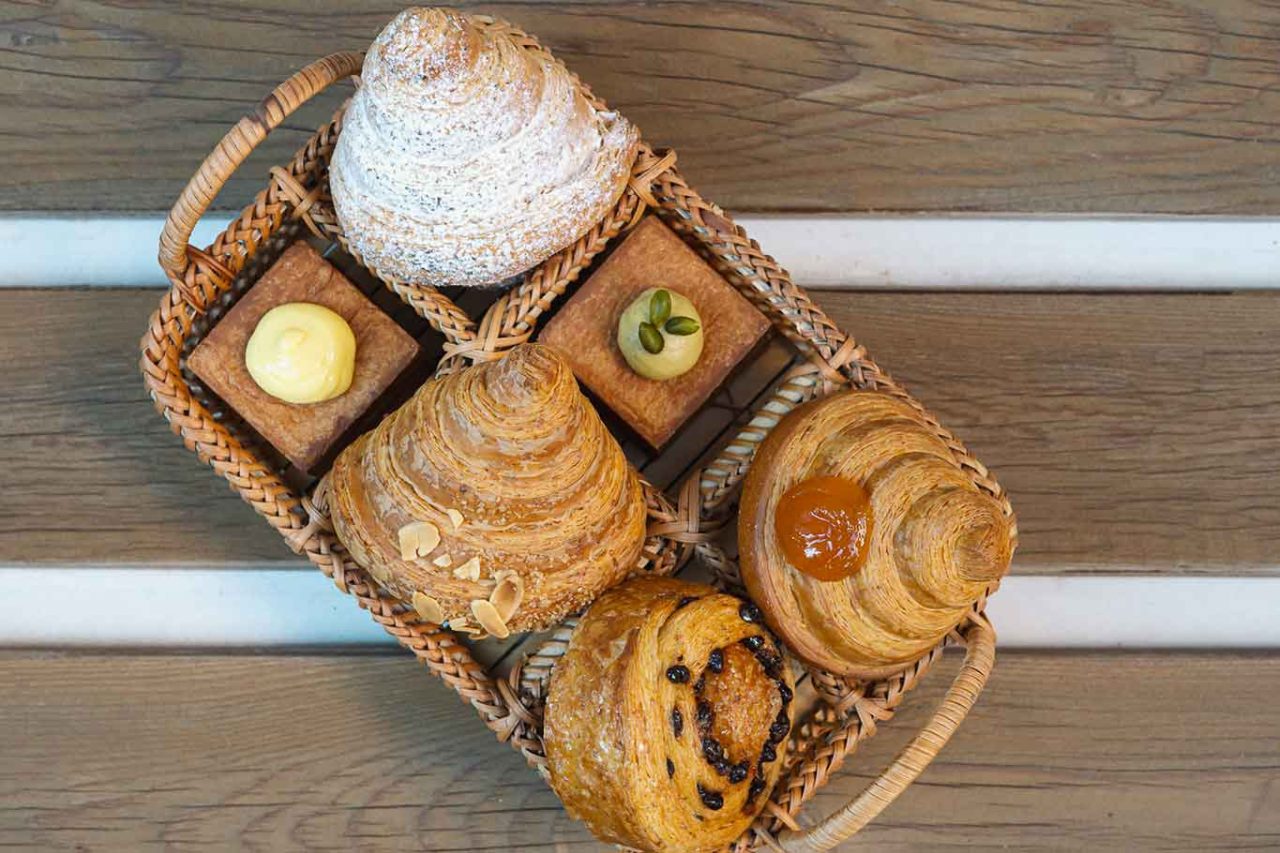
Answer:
xmin=330 ymin=8 xmax=640 ymax=287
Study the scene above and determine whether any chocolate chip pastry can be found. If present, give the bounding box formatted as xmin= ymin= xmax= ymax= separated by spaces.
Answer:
xmin=544 ymin=577 xmax=794 ymax=853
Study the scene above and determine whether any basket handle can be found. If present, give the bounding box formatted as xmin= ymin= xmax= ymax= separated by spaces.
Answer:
xmin=780 ymin=618 xmax=997 ymax=852
xmin=158 ymin=51 xmax=365 ymax=288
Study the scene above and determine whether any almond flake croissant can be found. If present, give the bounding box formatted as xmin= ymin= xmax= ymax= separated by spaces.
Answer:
xmin=322 ymin=344 xmax=647 ymax=636
xmin=740 ymin=390 xmax=1014 ymax=678
xmin=545 ymin=577 xmax=795 ymax=853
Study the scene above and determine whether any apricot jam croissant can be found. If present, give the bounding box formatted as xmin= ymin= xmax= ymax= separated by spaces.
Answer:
xmin=740 ymin=390 xmax=1014 ymax=678
xmin=544 ymin=577 xmax=795 ymax=853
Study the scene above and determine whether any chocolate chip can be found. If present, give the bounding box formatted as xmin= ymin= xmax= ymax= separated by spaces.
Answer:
xmin=712 ymin=759 xmax=731 ymax=777
xmin=697 ymin=784 xmax=724 ymax=811
xmin=755 ymin=650 xmax=781 ymax=677
xmin=671 ymin=708 xmax=683 ymax=738
xmin=667 ymin=758 xmax=675 ymax=778
xmin=696 ymin=700 xmax=713 ymax=730
xmin=707 ymin=649 xmax=724 ymax=673
xmin=747 ymin=777 xmax=766 ymax=801
xmin=666 ymin=665 xmax=690 ymax=684
xmin=676 ymin=596 xmax=697 ymax=609
xmin=741 ymin=635 xmax=765 ymax=652
xmin=760 ymin=742 xmax=777 ymax=764
xmin=694 ymin=673 xmax=706 ymax=693
xmin=728 ymin=762 xmax=750 ymax=784
xmin=703 ymin=737 xmax=725 ymax=764
xmin=739 ymin=601 xmax=763 ymax=623
xmin=778 ymin=683 xmax=793 ymax=705
xmin=769 ymin=710 xmax=790 ymax=743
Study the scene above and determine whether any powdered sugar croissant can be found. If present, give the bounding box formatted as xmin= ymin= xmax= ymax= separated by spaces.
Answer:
xmin=330 ymin=7 xmax=640 ymax=287
xmin=322 ymin=344 xmax=647 ymax=636
xmin=740 ymin=391 xmax=1014 ymax=677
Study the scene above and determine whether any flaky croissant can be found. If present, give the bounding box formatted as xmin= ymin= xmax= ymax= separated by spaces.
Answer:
xmin=322 ymin=344 xmax=647 ymax=636
xmin=330 ymin=7 xmax=639 ymax=287
xmin=740 ymin=391 xmax=1014 ymax=677
xmin=545 ymin=577 xmax=795 ymax=853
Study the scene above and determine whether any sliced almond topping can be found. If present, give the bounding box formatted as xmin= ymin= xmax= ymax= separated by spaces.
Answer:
xmin=471 ymin=599 xmax=510 ymax=639
xmin=432 ymin=553 xmax=452 ymax=568
xmin=452 ymin=555 xmax=482 ymax=582
xmin=489 ymin=573 xmax=524 ymax=623
xmin=398 ymin=521 xmax=440 ymax=561
xmin=450 ymin=619 xmax=480 ymax=635
xmin=445 ymin=508 xmax=464 ymax=530
xmin=411 ymin=591 xmax=445 ymax=623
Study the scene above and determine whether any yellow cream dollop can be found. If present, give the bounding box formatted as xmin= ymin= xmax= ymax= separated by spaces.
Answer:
xmin=244 ymin=303 xmax=356 ymax=404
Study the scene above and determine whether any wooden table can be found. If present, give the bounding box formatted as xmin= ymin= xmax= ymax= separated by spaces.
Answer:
xmin=2 ymin=2 xmax=1279 ymax=850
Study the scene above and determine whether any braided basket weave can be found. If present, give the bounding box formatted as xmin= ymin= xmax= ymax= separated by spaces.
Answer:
xmin=142 ymin=17 xmax=1016 ymax=852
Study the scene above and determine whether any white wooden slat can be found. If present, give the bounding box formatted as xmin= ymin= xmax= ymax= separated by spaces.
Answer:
xmin=2 ymin=214 xmax=1277 ymax=289
xmin=4 ymin=569 xmax=1279 ymax=648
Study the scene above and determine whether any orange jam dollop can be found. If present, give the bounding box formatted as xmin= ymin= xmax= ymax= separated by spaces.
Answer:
xmin=774 ymin=475 xmax=873 ymax=582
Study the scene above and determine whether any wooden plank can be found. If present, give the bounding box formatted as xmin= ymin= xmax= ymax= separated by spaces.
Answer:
xmin=0 ymin=650 xmax=1276 ymax=850
xmin=818 ymin=650 xmax=1280 ymax=850
xmin=2 ymin=1 xmax=1279 ymax=214
xmin=2 ymin=288 xmax=1278 ymax=574
xmin=0 ymin=289 xmax=291 ymax=567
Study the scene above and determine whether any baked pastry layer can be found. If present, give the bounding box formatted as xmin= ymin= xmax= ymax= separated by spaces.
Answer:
xmin=540 ymin=216 xmax=770 ymax=446
xmin=330 ymin=7 xmax=639 ymax=287
xmin=545 ymin=577 xmax=794 ymax=853
xmin=740 ymin=390 xmax=1013 ymax=677
xmin=187 ymin=241 xmax=419 ymax=472
xmin=323 ymin=344 xmax=646 ymax=634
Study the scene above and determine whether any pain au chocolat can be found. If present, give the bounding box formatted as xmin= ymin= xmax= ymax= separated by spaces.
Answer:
xmin=544 ymin=577 xmax=795 ymax=853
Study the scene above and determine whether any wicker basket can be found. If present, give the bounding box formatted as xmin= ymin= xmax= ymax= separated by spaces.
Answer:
xmin=142 ymin=19 xmax=1016 ymax=852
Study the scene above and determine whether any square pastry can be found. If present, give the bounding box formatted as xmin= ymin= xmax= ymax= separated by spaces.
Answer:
xmin=540 ymin=216 xmax=770 ymax=447
xmin=188 ymin=241 xmax=420 ymax=472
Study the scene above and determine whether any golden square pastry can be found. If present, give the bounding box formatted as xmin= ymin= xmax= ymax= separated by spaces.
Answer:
xmin=187 ymin=241 xmax=419 ymax=472
xmin=539 ymin=216 xmax=771 ymax=447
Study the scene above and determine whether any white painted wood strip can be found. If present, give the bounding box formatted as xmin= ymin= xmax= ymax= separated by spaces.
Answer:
xmin=2 ymin=214 xmax=1278 ymax=289
xmin=4 ymin=569 xmax=1278 ymax=648
xmin=0 ymin=216 xmax=226 ymax=287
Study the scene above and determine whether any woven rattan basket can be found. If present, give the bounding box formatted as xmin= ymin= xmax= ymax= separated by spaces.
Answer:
xmin=142 ymin=18 xmax=1016 ymax=852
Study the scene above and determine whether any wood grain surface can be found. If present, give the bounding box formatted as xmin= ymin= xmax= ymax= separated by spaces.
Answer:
xmin=3 ymin=1 xmax=1279 ymax=214
xmin=2 ymin=287 xmax=1278 ymax=574
xmin=1 ymin=650 xmax=1276 ymax=850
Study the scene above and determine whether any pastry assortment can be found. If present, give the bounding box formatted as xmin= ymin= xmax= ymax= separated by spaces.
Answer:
xmin=187 ymin=241 xmax=419 ymax=472
xmin=180 ymin=9 xmax=1008 ymax=850
xmin=322 ymin=344 xmax=646 ymax=636
xmin=544 ymin=577 xmax=795 ymax=853
xmin=740 ymin=390 xmax=1013 ymax=678
xmin=540 ymin=216 xmax=771 ymax=447
xmin=329 ymin=7 xmax=639 ymax=288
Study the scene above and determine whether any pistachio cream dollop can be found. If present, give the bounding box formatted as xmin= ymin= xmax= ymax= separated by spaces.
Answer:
xmin=617 ymin=287 xmax=704 ymax=381
xmin=244 ymin=303 xmax=356 ymax=404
